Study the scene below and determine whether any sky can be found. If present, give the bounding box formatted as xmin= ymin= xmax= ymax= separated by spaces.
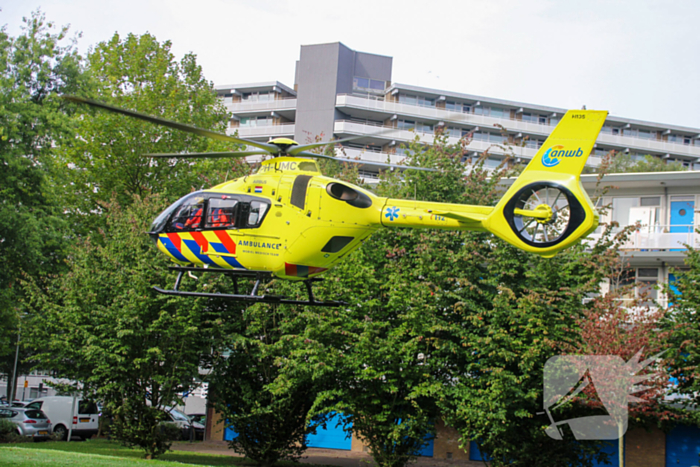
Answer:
xmin=2 ymin=0 xmax=699 ymax=129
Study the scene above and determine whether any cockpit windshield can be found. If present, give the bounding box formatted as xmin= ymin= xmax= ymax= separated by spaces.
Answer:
xmin=149 ymin=192 xmax=271 ymax=235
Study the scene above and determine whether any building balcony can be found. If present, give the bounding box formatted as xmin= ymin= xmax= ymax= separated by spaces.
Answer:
xmin=333 ymin=120 xmax=561 ymax=163
xmin=336 ymin=95 xmax=700 ymax=159
xmin=596 ymin=133 xmax=700 ymax=159
xmin=586 ymin=225 xmax=699 ymax=250
xmin=229 ymin=124 xmax=295 ymax=139
xmin=225 ymin=98 xmax=297 ymax=114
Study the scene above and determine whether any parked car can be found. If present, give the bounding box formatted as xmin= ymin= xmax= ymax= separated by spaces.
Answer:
xmin=10 ymin=401 xmax=30 ymax=408
xmin=0 ymin=407 xmax=52 ymax=440
xmin=187 ymin=413 xmax=206 ymax=426
xmin=25 ymin=396 xmax=99 ymax=440
xmin=163 ymin=407 xmax=204 ymax=441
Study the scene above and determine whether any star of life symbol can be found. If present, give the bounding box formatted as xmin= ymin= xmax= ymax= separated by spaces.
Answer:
xmin=542 ymin=350 xmax=659 ymax=440
xmin=385 ymin=206 xmax=400 ymax=221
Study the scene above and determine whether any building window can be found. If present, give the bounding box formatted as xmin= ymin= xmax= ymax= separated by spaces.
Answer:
xmin=416 ymin=96 xmax=435 ymax=108
xmin=397 ymin=119 xmax=416 ymax=130
xmin=353 ymin=77 xmax=386 ymax=93
xmin=488 ymin=107 xmax=505 ymax=119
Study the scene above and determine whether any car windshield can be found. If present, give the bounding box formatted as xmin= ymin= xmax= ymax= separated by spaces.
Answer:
xmin=168 ymin=408 xmax=190 ymax=422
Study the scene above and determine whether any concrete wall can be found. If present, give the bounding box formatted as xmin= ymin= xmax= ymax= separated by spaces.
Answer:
xmin=294 ymin=42 xmax=393 ymax=143
xmin=294 ymin=43 xmax=342 ymax=143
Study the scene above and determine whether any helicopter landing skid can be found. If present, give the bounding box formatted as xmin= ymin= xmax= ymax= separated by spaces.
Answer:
xmin=153 ymin=266 xmax=346 ymax=307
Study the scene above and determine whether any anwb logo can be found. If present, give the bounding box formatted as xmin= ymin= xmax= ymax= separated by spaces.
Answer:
xmin=542 ymin=146 xmax=584 ymax=167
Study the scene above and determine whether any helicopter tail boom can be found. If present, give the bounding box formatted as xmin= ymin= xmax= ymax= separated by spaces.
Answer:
xmin=379 ymin=110 xmax=606 ymax=257
xmin=482 ymin=109 xmax=607 ymax=257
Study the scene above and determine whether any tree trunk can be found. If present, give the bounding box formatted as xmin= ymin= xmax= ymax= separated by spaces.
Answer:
xmin=618 ymin=423 xmax=624 ymax=467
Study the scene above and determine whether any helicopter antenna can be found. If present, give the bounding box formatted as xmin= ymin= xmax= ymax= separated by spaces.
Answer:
xmin=224 ymin=168 xmax=230 ymax=182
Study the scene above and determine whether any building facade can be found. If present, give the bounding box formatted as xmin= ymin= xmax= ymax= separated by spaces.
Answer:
xmin=216 ymin=42 xmax=700 ymax=182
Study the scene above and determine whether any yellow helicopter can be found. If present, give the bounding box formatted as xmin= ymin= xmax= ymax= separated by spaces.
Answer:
xmin=66 ymin=96 xmax=607 ymax=306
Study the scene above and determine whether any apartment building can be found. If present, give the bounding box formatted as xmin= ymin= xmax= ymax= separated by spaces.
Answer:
xmin=216 ymin=42 xmax=700 ymax=182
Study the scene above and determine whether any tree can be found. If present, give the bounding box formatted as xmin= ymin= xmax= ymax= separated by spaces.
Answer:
xmin=206 ymin=300 xmax=333 ymax=467
xmin=61 ymin=32 xmax=244 ymax=233
xmin=607 ymin=153 xmax=686 ymax=173
xmin=24 ymin=195 xmax=217 ymax=459
xmin=566 ymin=284 xmax=677 ymax=467
xmin=664 ymin=242 xmax=700 ymax=436
xmin=276 ymin=132 xmax=514 ymax=467
xmin=0 ymin=10 xmax=86 ymax=399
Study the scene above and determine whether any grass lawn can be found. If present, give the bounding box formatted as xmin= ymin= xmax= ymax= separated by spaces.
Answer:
xmin=0 ymin=439 xmax=246 ymax=466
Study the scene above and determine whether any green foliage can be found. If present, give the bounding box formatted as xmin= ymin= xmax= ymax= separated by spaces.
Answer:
xmin=206 ymin=299 xmax=330 ymax=467
xmin=23 ymin=195 xmax=215 ymax=459
xmin=664 ymin=243 xmax=700 ymax=415
xmin=288 ymin=134 xmax=510 ymax=467
xmin=60 ymin=32 xmax=247 ymax=233
xmin=608 ymin=153 xmax=686 ymax=173
xmin=0 ymin=10 xmax=86 ymax=397
xmin=284 ymin=132 xmax=618 ymax=467
xmin=0 ymin=419 xmax=17 ymax=442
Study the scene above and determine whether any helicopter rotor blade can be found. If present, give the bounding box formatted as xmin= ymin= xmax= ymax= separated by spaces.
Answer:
xmin=63 ymin=95 xmax=281 ymax=154
xmin=288 ymin=126 xmax=400 ymax=156
xmin=145 ymin=151 xmax=271 ymax=159
xmin=293 ymin=150 xmax=437 ymax=172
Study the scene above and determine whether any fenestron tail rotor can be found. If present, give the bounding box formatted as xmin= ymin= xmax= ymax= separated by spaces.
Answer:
xmin=63 ymin=95 xmax=436 ymax=172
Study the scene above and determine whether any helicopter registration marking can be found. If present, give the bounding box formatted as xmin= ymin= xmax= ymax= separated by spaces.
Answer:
xmin=258 ymin=161 xmax=299 ymax=173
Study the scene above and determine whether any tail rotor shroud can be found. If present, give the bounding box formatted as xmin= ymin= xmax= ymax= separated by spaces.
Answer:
xmin=504 ymin=182 xmax=587 ymax=248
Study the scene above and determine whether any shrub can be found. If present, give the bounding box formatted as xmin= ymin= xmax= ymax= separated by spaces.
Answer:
xmin=0 ymin=419 xmax=17 ymax=442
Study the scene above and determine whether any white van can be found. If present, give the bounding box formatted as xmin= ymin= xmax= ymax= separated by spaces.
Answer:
xmin=25 ymin=396 xmax=99 ymax=440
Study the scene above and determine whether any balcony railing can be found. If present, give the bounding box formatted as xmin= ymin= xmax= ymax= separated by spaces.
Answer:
xmin=225 ymin=98 xmax=297 ymax=113
xmin=231 ymin=124 xmax=295 ymax=138
xmin=334 ymin=120 xmax=542 ymax=161
xmin=585 ymin=225 xmax=699 ymax=250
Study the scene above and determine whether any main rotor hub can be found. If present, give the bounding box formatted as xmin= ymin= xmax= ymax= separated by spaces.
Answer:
xmin=269 ymin=137 xmax=299 ymax=155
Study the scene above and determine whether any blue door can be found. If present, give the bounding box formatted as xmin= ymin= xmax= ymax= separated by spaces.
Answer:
xmin=670 ymin=201 xmax=694 ymax=250
xmin=417 ymin=437 xmax=434 ymax=457
xmin=592 ymin=440 xmax=621 ymax=467
xmin=469 ymin=441 xmax=491 ymax=462
xmin=307 ymin=412 xmax=352 ymax=450
xmin=666 ymin=425 xmax=700 ymax=467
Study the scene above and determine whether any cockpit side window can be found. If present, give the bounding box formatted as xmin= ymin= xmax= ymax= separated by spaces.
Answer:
xmin=168 ymin=199 xmax=206 ymax=231
xmin=155 ymin=192 xmax=271 ymax=234
xmin=206 ymin=198 xmax=238 ymax=229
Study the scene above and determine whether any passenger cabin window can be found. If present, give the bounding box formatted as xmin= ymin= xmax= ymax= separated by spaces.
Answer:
xmin=206 ymin=198 xmax=238 ymax=229
xmin=247 ymin=201 xmax=269 ymax=227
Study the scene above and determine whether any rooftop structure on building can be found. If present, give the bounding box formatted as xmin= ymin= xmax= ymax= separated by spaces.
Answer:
xmin=215 ymin=42 xmax=700 ymax=182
